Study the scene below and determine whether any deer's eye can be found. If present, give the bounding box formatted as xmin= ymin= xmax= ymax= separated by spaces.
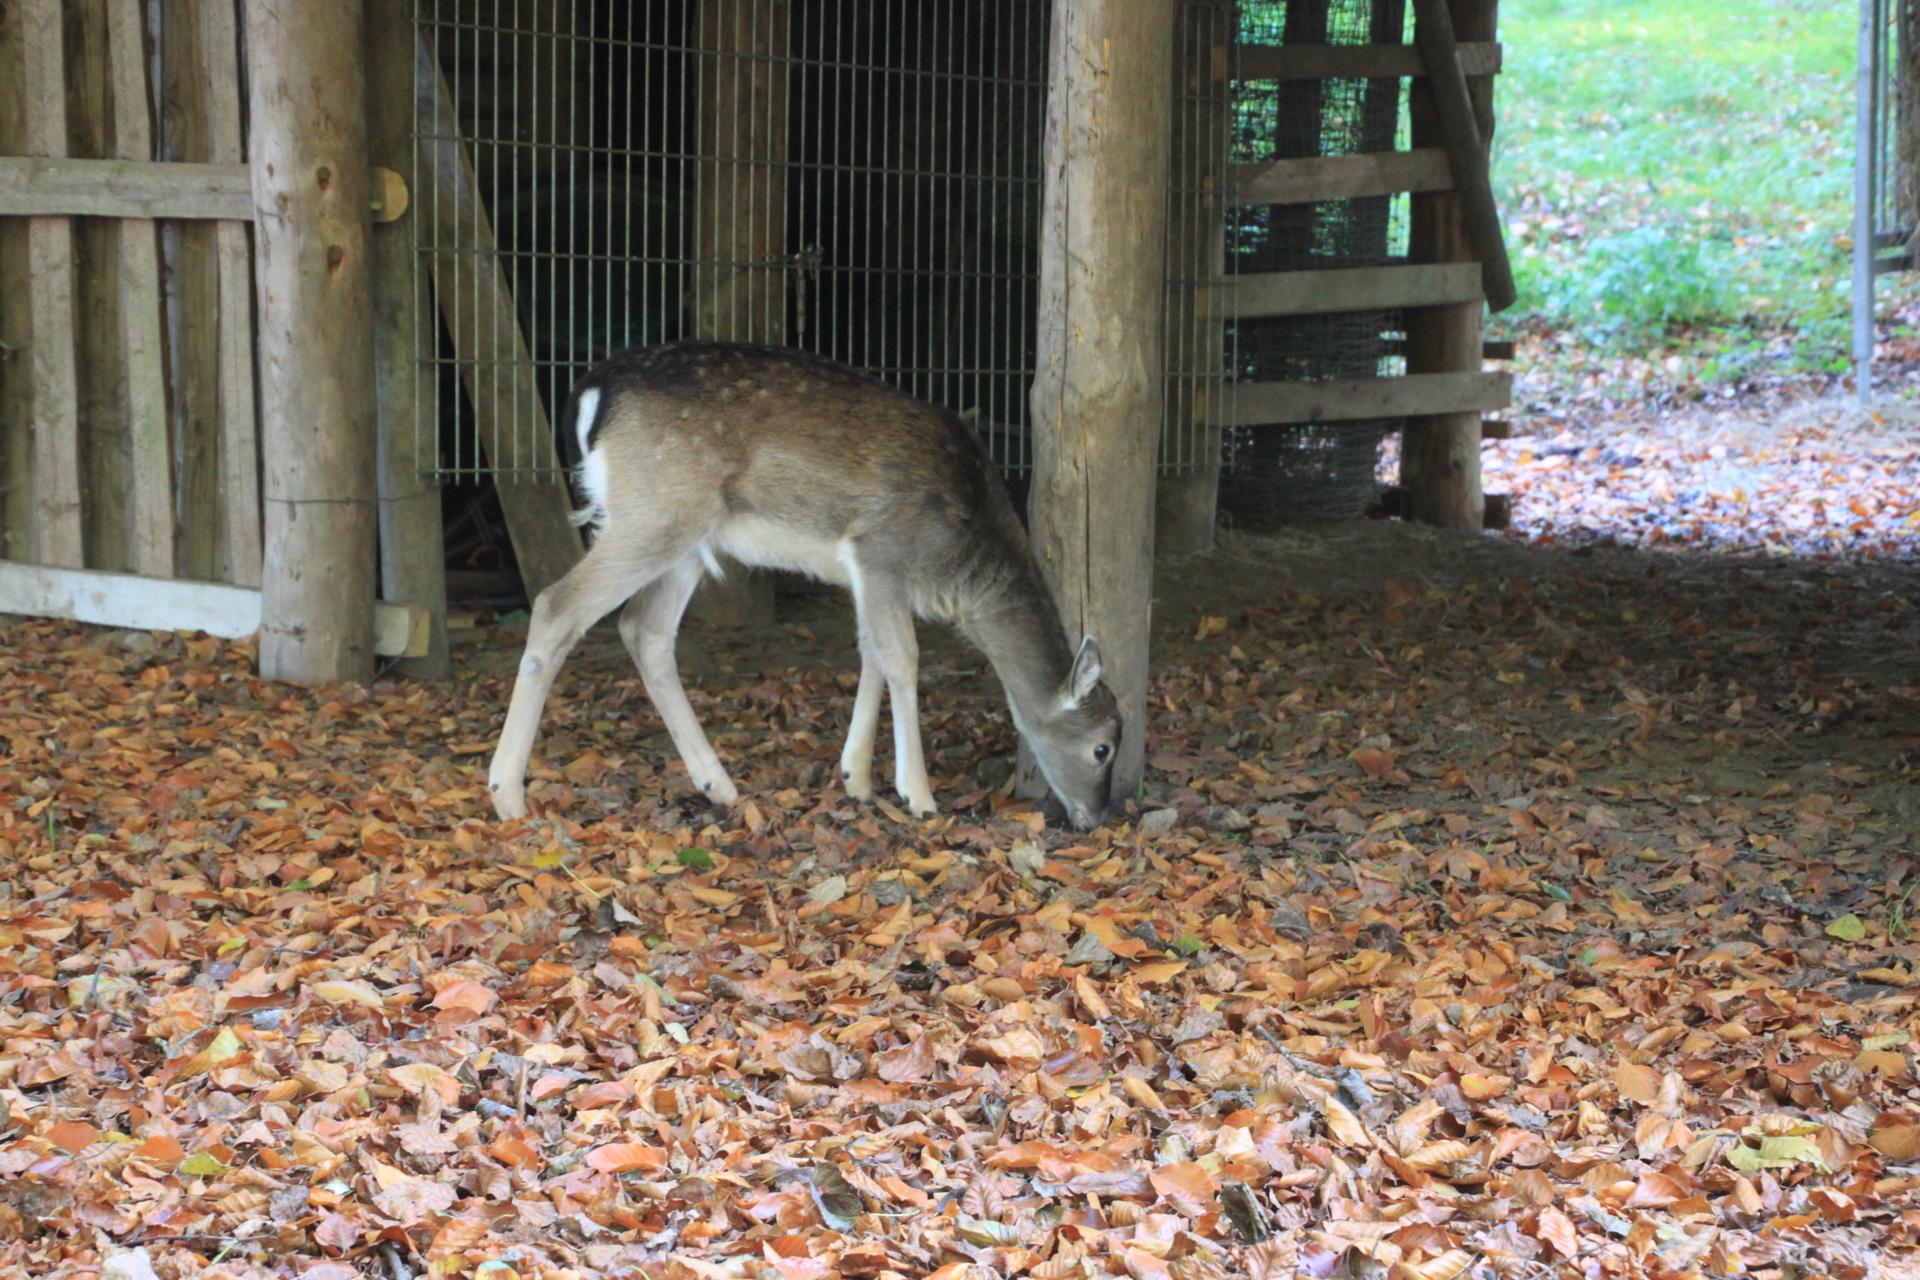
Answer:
xmin=1093 ymin=744 xmax=1111 ymax=764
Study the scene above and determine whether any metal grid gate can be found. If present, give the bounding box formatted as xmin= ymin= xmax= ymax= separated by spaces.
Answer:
xmin=409 ymin=0 xmax=1233 ymax=503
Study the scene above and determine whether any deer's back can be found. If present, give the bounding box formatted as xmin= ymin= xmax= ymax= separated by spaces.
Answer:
xmin=581 ymin=343 xmax=1029 ymax=598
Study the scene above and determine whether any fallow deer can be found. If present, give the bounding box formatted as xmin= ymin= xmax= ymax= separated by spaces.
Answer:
xmin=487 ymin=341 xmax=1122 ymax=831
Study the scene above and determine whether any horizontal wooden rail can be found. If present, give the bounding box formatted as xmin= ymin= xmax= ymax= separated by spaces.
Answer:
xmin=1234 ymin=40 xmax=1502 ymax=81
xmin=1222 ymin=262 xmax=1482 ymax=317
xmin=1228 ymin=149 xmax=1451 ymax=207
xmin=1379 ymin=337 xmax=1516 ymax=360
xmin=0 ymin=561 xmax=430 ymax=658
xmin=1210 ymin=371 xmax=1512 ymax=427
xmin=0 ymin=155 xmax=409 ymax=222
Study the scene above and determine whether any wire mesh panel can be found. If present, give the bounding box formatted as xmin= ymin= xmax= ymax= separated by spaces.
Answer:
xmin=410 ymin=0 xmax=1055 ymax=493
xmin=1221 ymin=0 xmax=1410 ymax=528
xmin=1162 ymin=0 xmax=1238 ymax=479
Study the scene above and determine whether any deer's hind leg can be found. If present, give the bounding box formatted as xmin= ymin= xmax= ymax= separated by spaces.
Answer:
xmin=489 ymin=539 xmax=687 ymax=821
xmin=618 ymin=556 xmax=738 ymax=806
xmin=846 ymin=561 xmax=936 ymax=819
xmin=838 ymin=650 xmax=885 ymax=801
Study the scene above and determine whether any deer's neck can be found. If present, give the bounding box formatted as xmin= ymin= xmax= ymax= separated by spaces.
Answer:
xmin=959 ymin=562 xmax=1075 ymax=722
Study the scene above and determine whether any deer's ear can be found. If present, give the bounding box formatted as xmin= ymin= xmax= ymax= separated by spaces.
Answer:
xmin=1064 ymin=635 xmax=1103 ymax=707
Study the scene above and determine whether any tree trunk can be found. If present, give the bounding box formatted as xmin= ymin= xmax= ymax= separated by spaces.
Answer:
xmin=247 ymin=0 xmax=379 ymax=682
xmin=1400 ymin=0 xmax=1494 ymax=530
xmin=1020 ymin=0 xmax=1172 ymax=809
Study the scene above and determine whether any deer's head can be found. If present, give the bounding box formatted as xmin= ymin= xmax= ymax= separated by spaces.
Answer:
xmin=1019 ymin=636 xmax=1121 ymax=831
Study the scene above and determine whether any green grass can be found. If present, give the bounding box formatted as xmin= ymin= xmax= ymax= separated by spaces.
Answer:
xmin=1495 ymin=0 xmax=1881 ymax=375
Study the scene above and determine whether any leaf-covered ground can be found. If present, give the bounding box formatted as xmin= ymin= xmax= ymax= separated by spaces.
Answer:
xmin=2 ymin=522 xmax=1917 ymax=1280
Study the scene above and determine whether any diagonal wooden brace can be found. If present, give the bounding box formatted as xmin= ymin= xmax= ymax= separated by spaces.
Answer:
xmin=1410 ymin=0 xmax=1517 ymax=313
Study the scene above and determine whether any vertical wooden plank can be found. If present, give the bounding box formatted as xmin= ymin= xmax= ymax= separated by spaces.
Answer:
xmin=688 ymin=0 xmax=788 ymax=628
xmin=158 ymin=0 xmax=223 ymax=581
xmin=366 ymin=0 xmax=450 ymax=678
xmin=106 ymin=0 xmax=175 ymax=576
xmin=1400 ymin=0 xmax=1494 ymax=530
xmin=203 ymin=0 xmax=261 ymax=586
xmin=247 ymin=0 xmax=380 ymax=682
xmin=1019 ymin=0 xmax=1172 ymax=806
xmin=0 ymin=7 xmax=33 ymax=562
xmin=64 ymin=0 xmax=126 ymax=570
xmin=21 ymin=0 xmax=84 ymax=568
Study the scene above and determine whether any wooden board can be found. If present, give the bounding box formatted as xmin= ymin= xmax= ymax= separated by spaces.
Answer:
xmin=0 ymin=561 xmax=428 ymax=657
xmin=0 ymin=2 xmax=33 ymax=561
xmin=1228 ymin=149 xmax=1450 ymax=207
xmin=202 ymin=0 xmax=261 ymax=587
xmin=107 ymin=2 xmax=175 ymax=577
xmin=0 ymin=155 xmax=254 ymax=219
xmin=20 ymin=0 xmax=84 ymax=568
xmin=1209 ymin=371 xmax=1511 ymax=427
xmin=414 ymin=34 xmax=582 ymax=600
xmin=1233 ymin=39 xmax=1500 ymax=81
xmin=1222 ymin=262 xmax=1482 ymax=317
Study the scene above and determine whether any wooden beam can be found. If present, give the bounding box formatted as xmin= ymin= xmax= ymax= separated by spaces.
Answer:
xmin=1411 ymin=0 xmax=1515 ymax=312
xmin=0 ymin=156 xmax=408 ymax=222
xmin=20 ymin=1 xmax=85 ymax=568
xmin=202 ymin=0 xmax=262 ymax=587
xmin=1223 ymin=262 xmax=1482 ymax=317
xmin=1211 ymin=371 xmax=1511 ymax=427
xmin=0 ymin=155 xmax=250 ymax=219
xmin=414 ymin=34 xmax=582 ymax=601
xmin=0 ymin=561 xmax=428 ymax=658
xmin=1480 ymin=418 xmax=1511 ymax=440
xmin=1233 ymin=39 xmax=1500 ymax=81
xmin=366 ymin=0 xmax=449 ymax=678
xmin=1228 ymin=149 xmax=1450 ymax=207
xmin=1400 ymin=0 xmax=1498 ymax=531
xmin=107 ymin=3 xmax=174 ymax=578
xmin=1020 ymin=0 xmax=1171 ymax=806
xmin=248 ymin=0 xmax=380 ymax=682
xmin=0 ymin=3 xmax=33 ymax=563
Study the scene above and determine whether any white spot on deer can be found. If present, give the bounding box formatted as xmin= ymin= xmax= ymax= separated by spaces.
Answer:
xmin=568 ymin=388 xmax=610 ymax=531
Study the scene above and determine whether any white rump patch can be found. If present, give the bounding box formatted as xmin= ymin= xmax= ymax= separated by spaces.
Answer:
xmin=568 ymin=387 xmax=609 ymax=531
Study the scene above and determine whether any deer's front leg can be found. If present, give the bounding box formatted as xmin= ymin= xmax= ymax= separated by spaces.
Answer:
xmin=838 ymin=649 xmax=885 ymax=801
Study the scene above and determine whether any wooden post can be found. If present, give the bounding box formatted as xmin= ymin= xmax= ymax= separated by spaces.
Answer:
xmin=687 ymin=0 xmax=786 ymax=629
xmin=21 ymin=0 xmax=84 ymax=568
xmin=0 ymin=5 xmax=32 ymax=563
xmin=106 ymin=2 xmax=175 ymax=578
xmin=202 ymin=0 xmax=263 ymax=586
xmin=1020 ymin=0 xmax=1171 ymax=806
xmin=246 ymin=0 xmax=380 ymax=682
xmin=366 ymin=0 xmax=449 ymax=678
xmin=1156 ymin=2 xmax=1229 ymax=557
xmin=1400 ymin=0 xmax=1494 ymax=530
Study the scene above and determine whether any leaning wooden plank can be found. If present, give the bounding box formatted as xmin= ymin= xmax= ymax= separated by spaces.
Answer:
xmin=20 ymin=0 xmax=83 ymax=568
xmin=201 ymin=0 xmax=261 ymax=586
xmin=414 ymin=33 xmax=582 ymax=599
xmin=0 ymin=155 xmax=253 ymax=219
xmin=1228 ymin=149 xmax=1451 ymax=207
xmin=1223 ymin=262 xmax=1482 ymax=318
xmin=1411 ymin=0 xmax=1515 ymax=312
xmin=1208 ymin=371 xmax=1512 ymax=427
xmin=107 ymin=3 xmax=174 ymax=577
xmin=1233 ymin=40 xmax=1501 ymax=81
xmin=0 ymin=561 xmax=428 ymax=658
